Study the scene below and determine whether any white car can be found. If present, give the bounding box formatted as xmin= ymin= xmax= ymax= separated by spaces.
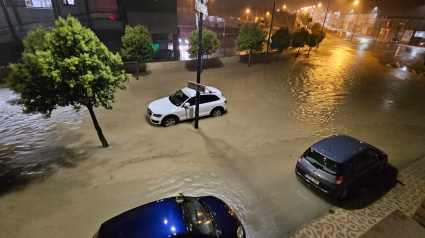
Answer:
xmin=147 ymin=86 xmax=227 ymax=127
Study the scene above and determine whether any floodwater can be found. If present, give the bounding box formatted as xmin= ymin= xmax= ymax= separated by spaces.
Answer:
xmin=1 ymin=36 xmax=425 ymax=238
xmin=0 ymin=89 xmax=87 ymax=194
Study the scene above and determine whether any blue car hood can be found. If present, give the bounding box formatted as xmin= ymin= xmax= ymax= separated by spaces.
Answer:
xmin=200 ymin=196 xmax=241 ymax=237
xmin=98 ymin=198 xmax=188 ymax=238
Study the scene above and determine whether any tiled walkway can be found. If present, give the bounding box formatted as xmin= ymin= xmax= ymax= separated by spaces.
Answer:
xmin=289 ymin=157 xmax=425 ymax=238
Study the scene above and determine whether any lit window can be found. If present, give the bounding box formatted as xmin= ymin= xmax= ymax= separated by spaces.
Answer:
xmin=25 ymin=0 xmax=53 ymax=8
xmin=63 ymin=0 xmax=75 ymax=6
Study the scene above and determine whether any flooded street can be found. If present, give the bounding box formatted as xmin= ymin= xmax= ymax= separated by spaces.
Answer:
xmin=1 ymin=35 xmax=425 ymax=238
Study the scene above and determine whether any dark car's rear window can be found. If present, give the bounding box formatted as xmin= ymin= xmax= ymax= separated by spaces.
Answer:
xmin=304 ymin=149 xmax=341 ymax=175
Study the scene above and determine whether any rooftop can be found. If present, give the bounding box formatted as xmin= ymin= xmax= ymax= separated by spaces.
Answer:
xmin=181 ymin=86 xmax=221 ymax=98
xmin=311 ymin=134 xmax=372 ymax=163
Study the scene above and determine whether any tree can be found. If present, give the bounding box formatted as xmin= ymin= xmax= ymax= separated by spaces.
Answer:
xmin=122 ymin=25 xmax=154 ymax=61
xmin=307 ymin=33 xmax=319 ymax=57
xmin=311 ymin=23 xmax=322 ymax=34
xmin=236 ymin=24 xmax=266 ymax=66
xmin=315 ymin=29 xmax=327 ymax=49
xmin=271 ymin=27 xmax=291 ymax=61
xmin=187 ymin=28 xmax=220 ymax=59
xmin=7 ymin=16 xmax=130 ymax=148
xmin=291 ymin=27 xmax=311 ymax=57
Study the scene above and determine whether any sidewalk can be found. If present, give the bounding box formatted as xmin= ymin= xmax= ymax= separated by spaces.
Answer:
xmin=289 ymin=157 xmax=425 ymax=238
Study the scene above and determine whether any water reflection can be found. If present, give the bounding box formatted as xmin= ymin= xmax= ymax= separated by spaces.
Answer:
xmin=0 ymin=89 xmax=87 ymax=194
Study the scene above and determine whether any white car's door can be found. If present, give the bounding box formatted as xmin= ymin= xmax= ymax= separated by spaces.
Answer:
xmin=182 ymin=97 xmax=196 ymax=120
xmin=199 ymin=95 xmax=220 ymax=116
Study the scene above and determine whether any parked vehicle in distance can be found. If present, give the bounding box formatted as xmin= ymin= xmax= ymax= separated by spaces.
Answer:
xmin=93 ymin=195 xmax=245 ymax=238
xmin=295 ymin=134 xmax=388 ymax=200
xmin=419 ymin=41 xmax=425 ymax=47
xmin=147 ymin=86 xmax=227 ymax=127
xmin=388 ymin=38 xmax=399 ymax=44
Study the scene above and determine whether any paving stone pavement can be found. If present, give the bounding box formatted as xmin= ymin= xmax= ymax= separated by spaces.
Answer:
xmin=289 ymin=157 xmax=425 ymax=238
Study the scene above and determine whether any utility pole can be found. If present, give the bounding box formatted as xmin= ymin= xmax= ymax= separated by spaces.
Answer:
xmin=351 ymin=3 xmax=363 ymax=41
xmin=322 ymin=0 xmax=331 ymax=29
xmin=194 ymin=0 xmax=206 ymax=129
xmin=264 ymin=0 xmax=276 ymax=64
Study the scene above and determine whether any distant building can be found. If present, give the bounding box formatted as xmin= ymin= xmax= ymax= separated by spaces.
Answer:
xmin=370 ymin=16 xmax=425 ymax=45
xmin=0 ymin=0 xmax=178 ymax=60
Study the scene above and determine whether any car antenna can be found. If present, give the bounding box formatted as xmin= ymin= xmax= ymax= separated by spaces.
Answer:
xmin=328 ymin=139 xmax=331 ymax=152
xmin=179 ymin=193 xmax=185 ymax=197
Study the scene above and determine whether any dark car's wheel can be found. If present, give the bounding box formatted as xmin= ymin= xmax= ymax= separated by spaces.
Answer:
xmin=376 ymin=162 xmax=387 ymax=174
xmin=211 ymin=107 xmax=223 ymax=117
xmin=161 ymin=116 xmax=178 ymax=127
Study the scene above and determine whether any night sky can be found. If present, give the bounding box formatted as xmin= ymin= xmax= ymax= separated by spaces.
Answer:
xmin=201 ymin=0 xmax=425 ymax=17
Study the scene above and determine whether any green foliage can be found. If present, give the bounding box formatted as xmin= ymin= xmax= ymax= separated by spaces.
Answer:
xmin=122 ymin=25 xmax=154 ymax=61
xmin=236 ymin=24 xmax=266 ymax=52
xmin=317 ymin=29 xmax=326 ymax=43
xmin=291 ymin=27 xmax=311 ymax=49
xmin=307 ymin=33 xmax=320 ymax=48
xmin=311 ymin=23 xmax=322 ymax=34
xmin=7 ymin=16 xmax=130 ymax=147
xmin=187 ymin=28 xmax=220 ymax=58
xmin=271 ymin=27 xmax=292 ymax=53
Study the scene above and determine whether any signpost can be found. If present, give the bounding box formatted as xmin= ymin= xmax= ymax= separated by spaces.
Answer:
xmin=188 ymin=81 xmax=206 ymax=93
xmin=194 ymin=0 xmax=207 ymax=129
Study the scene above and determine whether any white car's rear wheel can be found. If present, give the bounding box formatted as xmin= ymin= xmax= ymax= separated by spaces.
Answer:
xmin=211 ymin=108 xmax=223 ymax=117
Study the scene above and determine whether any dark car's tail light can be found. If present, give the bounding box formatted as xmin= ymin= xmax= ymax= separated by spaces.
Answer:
xmin=333 ymin=176 xmax=344 ymax=186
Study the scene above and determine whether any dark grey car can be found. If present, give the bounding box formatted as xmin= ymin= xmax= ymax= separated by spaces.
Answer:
xmin=295 ymin=134 xmax=388 ymax=200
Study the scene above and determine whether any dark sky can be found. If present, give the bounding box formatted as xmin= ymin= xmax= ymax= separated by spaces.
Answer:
xmin=201 ymin=0 xmax=425 ymax=17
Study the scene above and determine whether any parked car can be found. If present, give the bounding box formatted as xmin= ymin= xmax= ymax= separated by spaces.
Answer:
xmin=93 ymin=195 xmax=245 ymax=238
xmin=388 ymin=38 xmax=399 ymax=44
xmin=419 ymin=41 xmax=425 ymax=47
xmin=295 ymin=134 xmax=388 ymax=200
xmin=147 ymin=86 xmax=227 ymax=127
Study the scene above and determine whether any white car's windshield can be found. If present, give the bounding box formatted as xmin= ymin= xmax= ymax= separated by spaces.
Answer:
xmin=169 ymin=90 xmax=189 ymax=106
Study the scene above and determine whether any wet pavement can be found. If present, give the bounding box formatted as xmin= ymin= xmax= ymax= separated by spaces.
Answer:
xmin=1 ymin=35 xmax=425 ymax=238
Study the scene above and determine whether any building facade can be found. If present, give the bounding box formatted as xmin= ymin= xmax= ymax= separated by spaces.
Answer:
xmin=370 ymin=16 xmax=424 ymax=45
xmin=0 ymin=0 xmax=178 ymax=61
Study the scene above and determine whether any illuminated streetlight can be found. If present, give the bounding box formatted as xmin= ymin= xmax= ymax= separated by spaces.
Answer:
xmin=318 ymin=3 xmax=321 ymax=7
xmin=246 ymin=9 xmax=250 ymax=13
xmin=283 ymin=5 xmax=286 ymax=9
xmin=266 ymin=12 xmax=270 ymax=16
xmin=354 ymin=1 xmax=359 ymax=4
xmin=350 ymin=9 xmax=354 ymax=12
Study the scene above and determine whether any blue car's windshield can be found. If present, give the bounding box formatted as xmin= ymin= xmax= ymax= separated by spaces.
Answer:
xmin=169 ymin=90 xmax=189 ymax=106
xmin=175 ymin=197 xmax=217 ymax=236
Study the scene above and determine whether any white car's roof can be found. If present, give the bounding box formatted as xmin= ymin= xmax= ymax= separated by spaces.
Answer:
xmin=181 ymin=86 xmax=222 ymax=98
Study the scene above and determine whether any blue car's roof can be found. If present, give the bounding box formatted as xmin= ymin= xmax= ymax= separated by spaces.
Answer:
xmin=98 ymin=198 xmax=188 ymax=238
xmin=311 ymin=134 xmax=372 ymax=163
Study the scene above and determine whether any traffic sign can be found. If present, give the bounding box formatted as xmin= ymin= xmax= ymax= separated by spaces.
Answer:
xmin=188 ymin=81 xmax=206 ymax=93
xmin=195 ymin=0 xmax=208 ymax=16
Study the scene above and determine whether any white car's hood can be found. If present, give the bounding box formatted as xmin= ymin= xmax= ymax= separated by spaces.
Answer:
xmin=148 ymin=97 xmax=179 ymax=114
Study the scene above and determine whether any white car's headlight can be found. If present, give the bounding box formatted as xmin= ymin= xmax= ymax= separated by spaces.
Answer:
xmin=237 ymin=225 xmax=244 ymax=238
xmin=152 ymin=114 xmax=162 ymax=118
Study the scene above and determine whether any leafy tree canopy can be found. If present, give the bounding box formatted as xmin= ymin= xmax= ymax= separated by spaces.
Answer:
xmin=311 ymin=23 xmax=322 ymax=34
xmin=8 ymin=16 xmax=130 ymax=147
xmin=307 ymin=33 xmax=320 ymax=48
xmin=317 ymin=29 xmax=326 ymax=43
xmin=122 ymin=25 xmax=154 ymax=61
xmin=236 ymin=24 xmax=266 ymax=52
xmin=271 ymin=27 xmax=292 ymax=53
xmin=291 ymin=27 xmax=311 ymax=49
xmin=187 ymin=28 xmax=220 ymax=58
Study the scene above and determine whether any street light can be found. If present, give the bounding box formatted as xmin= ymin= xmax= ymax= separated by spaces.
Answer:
xmin=246 ymin=9 xmax=250 ymax=13
xmin=283 ymin=5 xmax=286 ymax=9
xmin=318 ymin=3 xmax=322 ymax=7
xmin=267 ymin=12 xmax=270 ymax=16
xmin=351 ymin=0 xmax=363 ymax=41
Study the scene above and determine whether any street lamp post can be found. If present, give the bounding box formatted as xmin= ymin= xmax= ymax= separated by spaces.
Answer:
xmin=322 ymin=0 xmax=331 ymax=29
xmin=350 ymin=1 xmax=363 ymax=41
xmin=265 ymin=0 xmax=276 ymax=64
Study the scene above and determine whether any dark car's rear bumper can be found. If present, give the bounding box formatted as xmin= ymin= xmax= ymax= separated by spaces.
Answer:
xmin=295 ymin=170 xmax=333 ymax=194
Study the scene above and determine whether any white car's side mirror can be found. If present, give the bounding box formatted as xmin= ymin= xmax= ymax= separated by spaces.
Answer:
xmin=184 ymin=103 xmax=190 ymax=108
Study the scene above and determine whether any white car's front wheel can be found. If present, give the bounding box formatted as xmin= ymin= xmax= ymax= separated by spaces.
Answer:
xmin=161 ymin=116 xmax=178 ymax=127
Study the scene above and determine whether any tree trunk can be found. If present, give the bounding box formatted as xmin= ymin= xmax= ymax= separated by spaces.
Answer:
xmin=248 ymin=49 xmax=252 ymax=67
xmin=308 ymin=47 xmax=311 ymax=57
xmin=296 ymin=47 xmax=300 ymax=57
xmin=87 ymin=104 xmax=109 ymax=148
